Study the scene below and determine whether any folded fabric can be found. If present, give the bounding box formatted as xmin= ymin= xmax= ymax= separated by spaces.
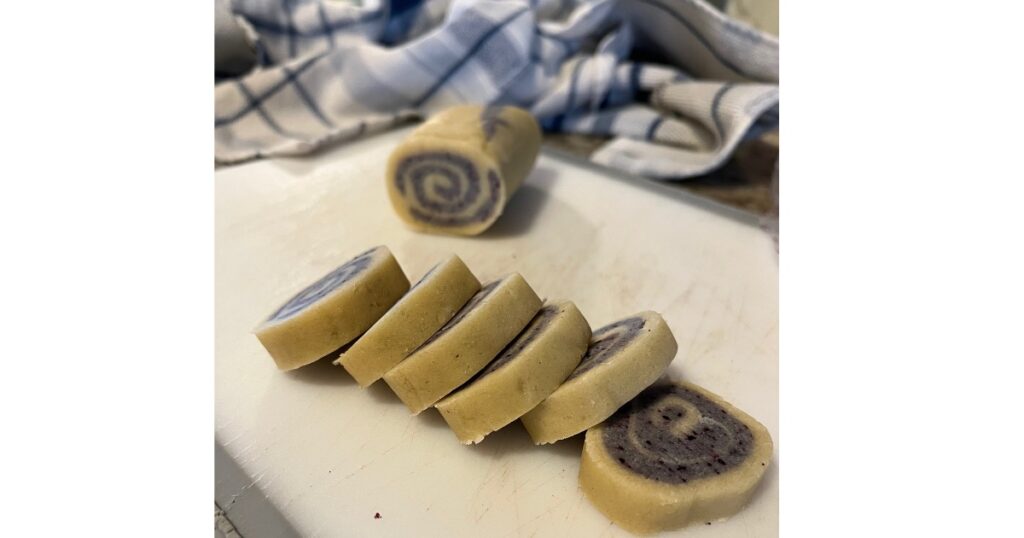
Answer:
xmin=214 ymin=0 xmax=778 ymax=180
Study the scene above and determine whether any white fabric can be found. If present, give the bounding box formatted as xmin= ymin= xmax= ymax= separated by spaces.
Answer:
xmin=214 ymin=0 xmax=778 ymax=180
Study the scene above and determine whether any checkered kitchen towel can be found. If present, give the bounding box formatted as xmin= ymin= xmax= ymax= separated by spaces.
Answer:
xmin=215 ymin=0 xmax=778 ymax=179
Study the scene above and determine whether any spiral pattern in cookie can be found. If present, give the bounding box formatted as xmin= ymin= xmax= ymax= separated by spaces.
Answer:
xmin=474 ymin=304 xmax=561 ymax=380
xmin=565 ymin=316 xmax=646 ymax=381
xmin=393 ymin=152 xmax=502 ymax=227
xmin=601 ymin=384 xmax=755 ymax=484
xmin=267 ymin=247 xmax=376 ymax=321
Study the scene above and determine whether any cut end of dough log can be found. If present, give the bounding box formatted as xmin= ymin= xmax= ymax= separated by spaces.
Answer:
xmin=386 ymin=105 xmax=541 ymax=236
xmin=254 ymin=246 xmax=409 ymax=371
xmin=579 ymin=380 xmax=773 ymax=534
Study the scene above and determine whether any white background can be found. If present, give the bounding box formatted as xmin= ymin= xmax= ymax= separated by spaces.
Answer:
xmin=2 ymin=1 xmax=1023 ymax=536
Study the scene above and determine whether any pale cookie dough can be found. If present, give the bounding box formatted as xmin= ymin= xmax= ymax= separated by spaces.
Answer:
xmin=520 ymin=311 xmax=677 ymax=444
xmin=579 ymin=381 xmax=773 ymax=535
xmin=336 ymin=255 xmax=481 ymax=387
xmin=386 ymin=104 xmax=542 ymax=236
xmin=435 ymin=301 xmax=592 ymax=444
xmin=254 ymin=246 xmax=409 ymax=371
xmin=382 ymin=273 xmax=542 ymax=414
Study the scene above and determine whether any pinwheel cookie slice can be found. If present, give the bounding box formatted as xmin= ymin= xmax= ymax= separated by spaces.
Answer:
xmin=579 ymin=381 xmax=773 ymax=535
xmin=336 ymin=255 xmax=481 ymax=387
xmin=383 ymin=273 xmax=542 ymax=414
xmin=254 ymin=246 xmax=409 ymax=371
xmin=520 ymin=311 xmax=677 ymax=444
xmin=435 ymin=301 xmax=592 ymax=444
xmin=386 ymin=104 xmax=542 ymax=236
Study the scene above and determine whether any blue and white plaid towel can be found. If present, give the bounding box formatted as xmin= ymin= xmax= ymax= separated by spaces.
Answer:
xmin=215 ymin=0 xmax=778 ymax=179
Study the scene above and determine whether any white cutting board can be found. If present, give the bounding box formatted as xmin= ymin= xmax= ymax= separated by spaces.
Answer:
xmin=215 ymin=127 xmax=779 ymax=538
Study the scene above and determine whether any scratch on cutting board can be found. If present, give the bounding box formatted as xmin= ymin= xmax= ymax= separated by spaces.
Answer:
xmin=308 ymin=513 xmax=336 ymax=538
xmin=343 ymin=462 xmax=373 ymax=480
xmin=471 ymin=467 xmax=495 ymax=500
xmin=564 ymin=490 xmax=584 ymax=521
xmin=234 ymin=441 xmax=257 ymax=460
xmin=513 ymin=466 xmax=522 ymax=534
xmin=664 ymin=284 xmax=695 ymax=312
xmin=510 ymin=467 xmax=526 ymax=495
xmin=343 ymin=442 xmax=406 ymax=481
xmin=223 ymin=471 xmax=267 ymax=511
xmin=758 ymin=321 xmax=779 ymax=352
xmin=475 ymin=457 xmax=503 ymax=489
xmin=220 ymin=432 xmax=245 ymax=447
xmin=740 ymin=510 xmax=753 ymax=536
xmin=731 ymin=290 xmax=750 ymax=331
xmin=472 ymin=461 xmax=514 ymax=523
xmin=349 ymin=434 xmax=398 ymax=475
xmin=472 ymin=478 xmax=504 ymax=523
xmin=502 ymin=500 xmax=567 ymax=538
xmin=301 ymin=393 xmax=319 ymax=413
xmin=683 ymin=295 xmax=714 ymax=360
xmin=400 ymin=415 xmax=416 ymax=439
xmin=519 ymin=473 xmax=560 ymax=497
xmin=402 ymin=452 xmax=455 ymax=481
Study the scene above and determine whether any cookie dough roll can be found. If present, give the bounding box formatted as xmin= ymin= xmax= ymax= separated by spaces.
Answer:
xmin=336 ymin=255 xmax=481 ymax=387
xmin=386 ymin=105 xmax=542 ymax=236
xmin=254 ymin=246 xmax=409 ymax=371
xmin=383 ymin=273 xmax=542 ymax=414
xmin=435 ymin=301 xmax=591 ymax=444
xmin=579 ymin=381 xmax=773 ymax=534
xmin=520 ymin=311 xmax=677 ymax=444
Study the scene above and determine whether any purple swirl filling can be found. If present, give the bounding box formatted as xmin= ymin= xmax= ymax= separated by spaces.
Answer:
xmin=480 ymin=106 xmax=511 ymax=140
xmin=602 ymin=384 xmax=755 ymax=484
xmin=395 ymin=152 xmax=502 ymax=227
xmin=565 ymin=316 xmax=646 ymax=382
xmin=471 ymin=304 xmax=561 ymax=381
xmin=267 ymin=247 xmax=377 ymax=322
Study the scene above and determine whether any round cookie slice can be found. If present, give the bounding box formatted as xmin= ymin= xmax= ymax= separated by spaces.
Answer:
xmin=254 ymin=246 xmax=409 ymax=371
xmin=382 ymin=273 xmax=542 ymax=414
xmin=336 ymin=255 xmax=481 ymax=387
xmin=520 ymin=311 xmax=677 ymax=444
xmin=579 ymin=380 xmax=773 ymax=534
xmin=434 ymin=301 xmax=592 ymax=444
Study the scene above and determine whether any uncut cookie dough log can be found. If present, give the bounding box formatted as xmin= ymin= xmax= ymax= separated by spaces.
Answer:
xmin=254 ymin=246 xmax=409 ymax=371
xmin=520 ymin=311 xmax=677 ymax=444
xmin=579 ymin=381 xmax=773 ymax=535
xmin=336 ymin=255 xmax=481 ymax=387
xmin=386 ymin=105 xmax=542 ymax=236
xmin=435 ymin=301 xmax=592 ymax=444
xmin=383 ymin=273 xmax=542 ymax=414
